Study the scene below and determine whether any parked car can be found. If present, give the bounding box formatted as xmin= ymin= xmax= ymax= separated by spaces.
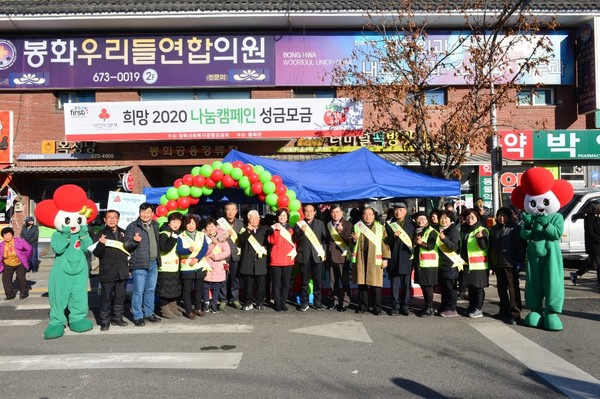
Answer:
xmin=559 ymin=188 xmax=600 ymax=261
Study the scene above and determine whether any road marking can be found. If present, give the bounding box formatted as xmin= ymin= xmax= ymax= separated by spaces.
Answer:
xmin=0 ymin=320 xmax=43 ymax=326
xmin=64 ymin=323 xmax=253 ymax=335
xmin=15 ymin=303 xmax=50 ymax=310
xmin=471 ymin=320 xmax=600 ymax=399
xmin=0 ymin=352 xmax=243 ymax=370
xmin=290 ymin=320 xmax=372 ymax=343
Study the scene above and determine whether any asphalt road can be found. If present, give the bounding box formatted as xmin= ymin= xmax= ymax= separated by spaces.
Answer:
xmin=0 ymin=261 xmax=598 ymax=399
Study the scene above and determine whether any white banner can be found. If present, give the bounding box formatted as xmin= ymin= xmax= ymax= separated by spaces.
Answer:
xmin=107 ymin=191 xmax=146 ymax=229
xmin=65 ymin=98 xmax=363 ymax=142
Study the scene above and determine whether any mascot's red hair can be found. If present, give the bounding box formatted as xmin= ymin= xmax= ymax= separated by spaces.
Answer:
xmin=511 ymin=168 xmax=573 ymax=331
xmin=35 ymin=185 xmax=97 ymax=339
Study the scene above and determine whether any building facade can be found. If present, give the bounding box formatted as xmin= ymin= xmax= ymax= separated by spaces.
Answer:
xmin=0 ymin=1 xmax=599 ymax=232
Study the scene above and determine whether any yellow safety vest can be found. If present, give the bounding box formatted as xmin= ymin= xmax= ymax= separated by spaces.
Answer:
xmin=465 ymin=226 xmax=488 ymax=271
xmin=159 ymin=231 xmax=180 ymax=273
xmin=179 ymin=231 xmax=209 ymax=272
xmin=418 ymin=227 xmax=438 ymax=268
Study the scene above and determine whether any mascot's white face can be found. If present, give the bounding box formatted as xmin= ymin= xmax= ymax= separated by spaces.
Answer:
xmin=524 ymin=191 xmax=561 ymax=216
xmin=53 ymin=210 xmax=87 ymax=234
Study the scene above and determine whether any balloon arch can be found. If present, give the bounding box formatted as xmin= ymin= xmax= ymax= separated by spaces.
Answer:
xmin=154 ymin=161 xmax=302 ymax=225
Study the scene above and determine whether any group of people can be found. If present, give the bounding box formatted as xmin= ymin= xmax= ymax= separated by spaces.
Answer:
xmin=91 ymin=199 xmax=533 ymax=331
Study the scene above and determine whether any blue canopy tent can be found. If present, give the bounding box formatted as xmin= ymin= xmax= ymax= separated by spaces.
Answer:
xmin=143 ymin=148 xmax=460 ymax=203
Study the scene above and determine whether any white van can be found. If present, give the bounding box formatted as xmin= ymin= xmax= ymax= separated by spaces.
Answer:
xmin=558 ymin=188 xmax=600 ymax=261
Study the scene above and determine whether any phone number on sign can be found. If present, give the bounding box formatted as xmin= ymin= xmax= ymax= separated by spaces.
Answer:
xmin=93 ymin=72 xmax=141 ymax=83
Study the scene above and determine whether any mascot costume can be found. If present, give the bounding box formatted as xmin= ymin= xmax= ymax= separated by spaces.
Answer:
xmin=35 ymin=185 xmax=98 ymax=339
xmin=511 ymin=168 xmax=573 ymax=331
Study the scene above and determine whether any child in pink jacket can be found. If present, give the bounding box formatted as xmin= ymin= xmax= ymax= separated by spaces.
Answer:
xmin=203 ymin=218 xmax=231 ymax=313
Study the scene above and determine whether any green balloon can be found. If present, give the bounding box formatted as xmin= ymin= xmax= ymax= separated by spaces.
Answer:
xmin=166 ymin=187 xmax=179 ymax=200
xmin=202 ymin=187 xmax=213 ymax=196
xmin=253 ymin=165 xmax=265 ymax=175
xmin=200 ymin=164 xmax=213 ymax=177
xmin=157 ymin=216 xmax=168 ymax=226
xmin=244 ymin=187 xmax=254 ymax=197
xmin=177 ymin=184 xmax=191 ymax=197
xmin=289 ymin=211 xmax=300 ymax=226
xmin=286 ymin=190 xmax=297 ymax=200
xmin=159 ymin=195 xmax=168 ymax=205
xmin=212 ymin=161 xmax=223 ymax=170
xmin=271 ymin=205 xmax=278 ymax=213
xmin=265 ymin=193 xmax=278 ymax=207
xmin=289 ymin=199 xmax=301 ymax=212
xmin=216 ymin=182 xmax=224 ymax=190
xmin=259 ymin=171 xmax=272 ymax=183
xmin=191 ymin=166 xmax=201 ymax=176
xmin=230 ymin=167 xmax=243 ymax=181
xmin=263 ymin=181 xmax=276 ymax=195
xmin=221 ymin=162 xmax=233 ymax=175
xmin=179 ymin=208 xmax=189 ymax=215
xmin=239 ymin=176 xmax=251 ymax=189
xmin=190 ymin=186 xmax=202 ymax=198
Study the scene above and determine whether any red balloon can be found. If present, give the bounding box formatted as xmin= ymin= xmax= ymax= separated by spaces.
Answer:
xmin=156 ymin=205 xmax=168 ymax=217
xmin=251 ymin=182 xmax=264 ymax=194
xmin=192 ymin=175 xmax=206 ymax=187
xmin=277 ymin=195 xmax=290 ymax=208
xmin=174 ymin=178 xmax=183 ymax=188
xmin=182 ymin=174 xmax=194 ymax=186
xmin=210 ymin=169 xmax=224 ymax=182
xmin=177 ymin=197 xmax=190 ymax=209
xmin=271 ymin=175 xmax=283 ymax=186
xmin=205 ymin=178 xmax=216 ymax=188
xmin=222 ymin=175 xmax=235 ymax=188
xmin=248 ymin=172 xmax=260 ymax=184
xmin=257 ymin=193 xmax=266 ymax=202
xmin=232 ymin=161 xmax=244 ymax=168
xmin=298 ymin=208 xmax=305 ymax=220
xmin=189 ymin=197 xmax=200 ymax=205
xmin=275 ymin=184 xmax=287 ymax=196
xmin=166 ymin=200 xmax=178 ymax=211
xmin=233 ymin=181 xmax=240 ymax=188
xmin=242 ymin=164 xmax=253 ymax=176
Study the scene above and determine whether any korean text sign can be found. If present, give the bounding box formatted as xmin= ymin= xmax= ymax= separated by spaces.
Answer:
xmin=64 ymin=98 xmax=363 ymax=141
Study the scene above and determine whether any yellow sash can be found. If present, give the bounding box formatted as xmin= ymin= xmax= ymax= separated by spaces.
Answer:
xmin=327 ymin=221 xmax=348 ymax=257
xmin=217 ymin=217 xmax=241 ymax=255
xmin=181 ymin=232 xmax=211 ymax=272
xmin=248 ymin=234 xmax=267 ymax=258
xmin=297 ymin=220 xmax=326 ymax=261
xmin=387 ymin=220 xmax=413 ymax=259
xmin=98 ymin=239 xmax=130 ymax=256
xmin=437 ymin=237 xmax=465 ymax=271
xmin=273 ymin=224 xmax=297 ymax=261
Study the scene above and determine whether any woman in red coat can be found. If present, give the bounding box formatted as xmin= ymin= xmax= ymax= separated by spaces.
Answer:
xmin=267 ymin=208 xmax=297 ymax=311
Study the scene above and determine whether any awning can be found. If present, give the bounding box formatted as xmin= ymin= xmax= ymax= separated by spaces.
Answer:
xmin=0 ymin=166 xmax=130 ymax=174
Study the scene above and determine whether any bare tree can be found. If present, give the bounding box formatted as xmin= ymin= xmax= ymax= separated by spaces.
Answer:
xmin=330 ymin=0 xmax=557 ymax=179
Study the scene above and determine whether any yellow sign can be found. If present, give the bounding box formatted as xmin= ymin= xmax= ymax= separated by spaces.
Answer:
xmin=278 ymin=132 xmax=416 ymax=153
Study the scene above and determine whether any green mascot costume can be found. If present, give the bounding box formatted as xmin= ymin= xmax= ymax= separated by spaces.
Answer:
xmin=511 ymin=168 xmax=573 ymax=331
xmin=35 ymin=184 xmax=98 ymax=339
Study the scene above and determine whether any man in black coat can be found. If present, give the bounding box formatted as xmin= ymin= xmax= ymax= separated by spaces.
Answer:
xmin=294 ymin=203 xmax=327 ymax=311
xmin=385 ymin=203 xmax=415 ymax=316
xmin=20 ymin=216 xmax=39 ymax=272
xmin=325 ymin=204 xmax=353 ymax=311
xmin=92 ymin=210 xmax=130 ymax=331
xmin=238 ymin=210 xmax=269 ymax=310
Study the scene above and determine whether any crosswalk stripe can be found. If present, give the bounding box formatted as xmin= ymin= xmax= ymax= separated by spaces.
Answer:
xmin=64 ymin=323 xmax=253 ymax=335
xmin=15 ymin=303 xmax=50 ymax=310
xmin=0 ymin=320 xmax=43 ymax=326
xmin=470 ymin=320 xmax=600 ymax=399
xmin=0 ymin=353 xmax=243 ymax=370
